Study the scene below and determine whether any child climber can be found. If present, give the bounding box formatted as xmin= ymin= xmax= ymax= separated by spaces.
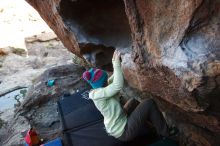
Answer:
xmin=82 ymin=50 xmax=169 ymax=141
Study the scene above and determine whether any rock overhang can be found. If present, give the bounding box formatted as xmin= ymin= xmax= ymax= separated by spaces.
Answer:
xmin=24 ymin=0 xmax=220 ymax=145
xmin=58 ymin=0 xmax=132 ymax=50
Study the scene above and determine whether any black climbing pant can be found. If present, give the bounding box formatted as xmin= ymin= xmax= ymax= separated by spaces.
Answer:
xmin=118 ymin=99 xmax=169 ymax=141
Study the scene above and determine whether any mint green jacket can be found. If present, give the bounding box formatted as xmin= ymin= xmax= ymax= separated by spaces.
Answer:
xmin=89 ymin=59 xmax=127 ymax=138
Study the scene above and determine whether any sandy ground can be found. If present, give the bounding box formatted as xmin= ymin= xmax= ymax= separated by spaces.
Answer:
xmin=0 ymin=1 xmax=76 ymax=145
xmin=0 ymin=0 xmax=75 ymax=94
xmin=0 ymin=0 xmax=52 ymax=49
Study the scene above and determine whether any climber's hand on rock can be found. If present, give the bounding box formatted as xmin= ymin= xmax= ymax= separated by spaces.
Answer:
xmin=112 ymin=50 xmax=121 ymax=61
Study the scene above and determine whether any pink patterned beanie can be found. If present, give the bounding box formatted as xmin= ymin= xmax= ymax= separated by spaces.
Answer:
xmin=82 ymin=68 xmax=108 ymax=89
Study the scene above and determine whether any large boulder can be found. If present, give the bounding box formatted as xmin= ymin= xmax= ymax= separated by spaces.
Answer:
xmin=10 ymin=64 xmax=86 ymax=146
xmin=25 ymin=0 xmax=220 ymax=145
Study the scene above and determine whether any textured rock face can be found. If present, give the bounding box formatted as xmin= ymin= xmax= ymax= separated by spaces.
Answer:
xmin=123 ymin=1 xmax=220 ymax=145
xmin=79 ymin=43 xmax=115 ymax=71
xmin=26 ymin=0 xmax=220 ymax=145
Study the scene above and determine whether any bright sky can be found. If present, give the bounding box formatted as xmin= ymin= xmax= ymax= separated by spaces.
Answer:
xmin=0 ymin=0 xmax=52 ymax=49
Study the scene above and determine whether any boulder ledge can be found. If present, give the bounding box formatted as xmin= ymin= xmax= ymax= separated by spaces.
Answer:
xmin=26 ymin=0 xmax=220 ymax=145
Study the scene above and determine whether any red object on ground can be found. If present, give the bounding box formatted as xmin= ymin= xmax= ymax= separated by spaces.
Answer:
xmin=24 ymin=128 xmax=41 ymax=146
